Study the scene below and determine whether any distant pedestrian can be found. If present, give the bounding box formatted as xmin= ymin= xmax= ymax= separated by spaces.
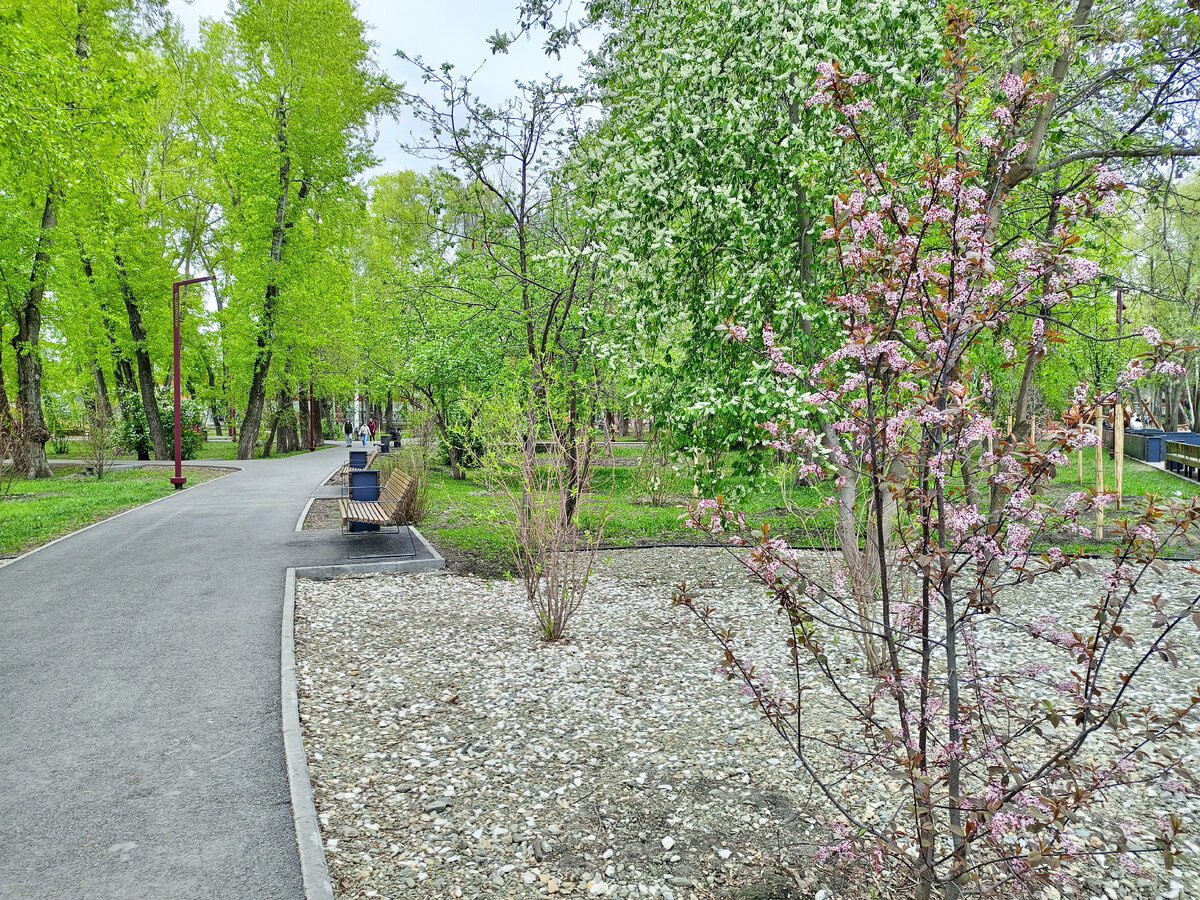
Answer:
xmin=343 ymin=419 xmax=354 ymax=447
xmin=368 ymin=417 xmax=377 ymax=440
xmin=360 ymin=422 xmax=370 ymax=446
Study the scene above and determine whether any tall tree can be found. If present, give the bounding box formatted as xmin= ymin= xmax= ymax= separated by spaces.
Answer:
xmin=400 ymin=61 xmax=611 ymax=513
xmin=190 ymin=0 xmax=394 ymax=459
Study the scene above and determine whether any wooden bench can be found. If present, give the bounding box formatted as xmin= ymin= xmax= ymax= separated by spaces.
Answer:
xmin=1166 ymin=440 xmax=1200 ymax=480
xmin=340 ymin=469 xmax=416 ymax=533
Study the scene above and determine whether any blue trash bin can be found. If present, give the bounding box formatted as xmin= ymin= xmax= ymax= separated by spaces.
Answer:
xmin=349 ymin=448 xmax=367 ymax=469
xmin=347 ymin=468 xmax=380 ymax=532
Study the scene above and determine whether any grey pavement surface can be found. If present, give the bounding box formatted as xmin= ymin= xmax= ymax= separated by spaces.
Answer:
xmin=0 ymin=445 xmax=432 ymax=900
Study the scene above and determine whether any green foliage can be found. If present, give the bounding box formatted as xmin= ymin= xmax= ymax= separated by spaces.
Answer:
xmin=117 ymin=393 xmax=205 ymax=460
xmin=586 ymin=0 xmax=943 ymax=476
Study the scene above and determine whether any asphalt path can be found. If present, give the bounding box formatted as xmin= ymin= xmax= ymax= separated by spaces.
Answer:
xmin=0 ymin=446 xmax=373 ymax=899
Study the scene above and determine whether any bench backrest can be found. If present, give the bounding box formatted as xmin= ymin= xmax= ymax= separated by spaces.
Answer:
xmin=380 ymin=470 xmax=416 ymax=520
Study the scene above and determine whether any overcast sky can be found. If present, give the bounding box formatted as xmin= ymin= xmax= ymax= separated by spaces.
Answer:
xmin=168 ymin=0 xmax=593 ymax=179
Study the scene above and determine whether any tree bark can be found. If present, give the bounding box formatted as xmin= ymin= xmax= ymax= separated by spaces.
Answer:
xmin=12 ymin=193 xmax=57 ymax=478
xmin=237 ymin=95 xmax=300 ymax=460
xmin=115 ymin=253 xmax=169 ymax=460
xmin=92 ymin=365 xmax=113 ymax=420
xmin=1192 ymin=376 xmax=1200 ymax=433
xmin=298 ymin=383 xmax=310 ymax=449
xmin=0 ymin=334 xmax=31 ymax=473
xmin=261 ymin=406 xmax=279 ymax=457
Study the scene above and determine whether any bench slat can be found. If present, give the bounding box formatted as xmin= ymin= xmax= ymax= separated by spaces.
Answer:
xmin=340 ymin=470 xmax=418 ymax=528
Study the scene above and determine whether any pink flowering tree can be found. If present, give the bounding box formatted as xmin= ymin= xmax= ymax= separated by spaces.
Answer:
xmin=676 ymin=19 xmax=1200 ymax=900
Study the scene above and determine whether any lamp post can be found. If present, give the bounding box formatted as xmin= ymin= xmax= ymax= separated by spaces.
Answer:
xmin=171 ymin=275 xmax=215 ymax=489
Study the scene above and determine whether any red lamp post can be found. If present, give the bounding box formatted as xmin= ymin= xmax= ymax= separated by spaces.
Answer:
xmin=171 ymin=275 xmax=215 ymax=489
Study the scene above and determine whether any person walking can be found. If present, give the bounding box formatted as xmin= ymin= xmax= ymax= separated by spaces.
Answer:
xmin=367 ymin=417 xmax=377 ymax=441
xmin=360 ymin=422 xmax=370 ymax=447
xmin=343 ymin=419 xmax=354 ymax=447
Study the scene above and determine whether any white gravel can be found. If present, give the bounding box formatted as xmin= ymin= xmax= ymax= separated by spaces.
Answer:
xmin=295 ymin=549 xmax=1200 ymax=900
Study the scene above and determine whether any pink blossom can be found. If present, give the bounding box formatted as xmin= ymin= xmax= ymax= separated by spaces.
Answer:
xmin=1068 ymin=255 xmax=1101 ymax=283
xmin=1154 ymin=360 xmax=1187 ymax=378
xmin=998 ymin=72 xmax=1026 ymax=103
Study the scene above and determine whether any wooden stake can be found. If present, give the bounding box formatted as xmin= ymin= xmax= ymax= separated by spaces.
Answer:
xmin=1095 ymin=404 xmax=1105 ymax=539
xmin=1113 ymin=397 xmax=1124 ymax=509
xmin=1077 ymin=448 xmax=1083 ymax=485
xmin=1031 ymin=417 xmax=1037 ymax=445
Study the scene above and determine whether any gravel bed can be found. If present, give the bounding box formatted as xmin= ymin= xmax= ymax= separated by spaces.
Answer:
xmin=306 ymin=498 xmax=343 ymax=530
xmin=295 ymin=549 xmax=1200 ymax=900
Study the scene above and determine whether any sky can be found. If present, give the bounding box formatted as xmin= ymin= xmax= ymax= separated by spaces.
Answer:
xmin=168 ymin=0 xmax=594 ymax=180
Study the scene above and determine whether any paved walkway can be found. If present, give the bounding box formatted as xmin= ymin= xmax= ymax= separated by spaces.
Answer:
xmin=0 ymin=447 xmax=413 ymax=899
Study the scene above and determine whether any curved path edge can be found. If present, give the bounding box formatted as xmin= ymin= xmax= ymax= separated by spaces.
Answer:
xmin=0 ymin=464 xmax=241 ymax=569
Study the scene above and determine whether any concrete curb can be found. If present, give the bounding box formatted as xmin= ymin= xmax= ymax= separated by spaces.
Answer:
xmin=0 ymin=466 xmax=239 ymax=570
xmin=294 ymin=524 xmax=445 ymax=579
xmin=294 ymin=498 xmax=315 ymax=534
xmin=282 ymin=568 xmax=335 ymax=900
xmin=282 ymin=526 xmax=444 ymax=900
xmin=294 ymin=457 xmax=359 ymax=533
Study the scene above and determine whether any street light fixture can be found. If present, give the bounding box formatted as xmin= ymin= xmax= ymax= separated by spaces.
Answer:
xmin=170 ymin=275 xmax=215 ymax=489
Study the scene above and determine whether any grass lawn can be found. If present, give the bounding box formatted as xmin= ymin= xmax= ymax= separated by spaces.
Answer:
xmin=46 ymin=437 xmax=328 ymax=462
xmin=414 ymin=446 xmax=1200 ymax=574
xmin=0 ymin=464 xmax=229 ymax=557
xmin=419 ymin=453 xmax=834 ymax=574
xmin=189 ymin=441 xmax=328 ymax=461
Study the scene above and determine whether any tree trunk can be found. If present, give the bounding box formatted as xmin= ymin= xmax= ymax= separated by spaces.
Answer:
xmin=276 ymin=390 xmax=299 ymax=453
xmin=116 ymin=253 xmax=169 ymax=460
xmin=261 ymin=407 xmax=279 ymax=457
xmin=13 ymin=193 xmax=57 ymax=478
xmin=298 ymin=383 xmax=310 ymax=449
xmin=384 ymin=390 xmax=394 ymax=433
xmin=237 ymin=95 xmax=298 ymax=460
xmin=78 ymin=252 xmax=115 ymax=422
xmin=92 ymin=365 xmax=113 ymax=420
xmin=0 ymin=335 xmax=31 ymax=473
xmin=1166 ymin=384 xmax=1179 ymax=431
xmin=822 ymin=421 xmax=882 ymax=674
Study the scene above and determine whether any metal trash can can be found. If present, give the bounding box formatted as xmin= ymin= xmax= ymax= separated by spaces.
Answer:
xmin=347 ymin=468 xmax=380 ymax=532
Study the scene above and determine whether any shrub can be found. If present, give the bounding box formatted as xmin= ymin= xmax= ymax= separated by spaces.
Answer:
xmin=377 ymin=449 xmax=430 ymax=525
xmin=83 ymin=403 xmax=119 ymax=479
xmin=117 ymin=393 xmax=205 ymax=460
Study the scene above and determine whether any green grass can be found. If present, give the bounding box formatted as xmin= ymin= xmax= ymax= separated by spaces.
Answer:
xmin=0 ymin=464 xmax=227 ymax=556
xmin=189 ymin=441 xmax=329 ymax=461
xmin=417 ymin=447 xmax=1199 ymax=571
xmin=46 ymin=438 xmax=330 ymax=462
xmin=1050 ymin=446 xmax=1196 ymax=498
xmin=419 ymin=456 xmax=832 ymax=570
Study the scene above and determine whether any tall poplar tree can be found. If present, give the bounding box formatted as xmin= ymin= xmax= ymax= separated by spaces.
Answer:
xmin=191 ymin=0 xmax=394 ymax=459
xmin=0 ymin=1 xmax=145 ymax=476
